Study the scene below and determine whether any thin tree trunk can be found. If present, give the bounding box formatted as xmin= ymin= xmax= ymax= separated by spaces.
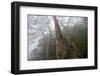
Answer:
xmin=47 ymin=25 xmax=56 ymax=59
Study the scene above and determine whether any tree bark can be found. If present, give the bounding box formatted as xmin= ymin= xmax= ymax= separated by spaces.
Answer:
xmin=53 ymin=17 xmax=80 ymax=59
xmin=53 ymin=16 xmax=65 ymax=59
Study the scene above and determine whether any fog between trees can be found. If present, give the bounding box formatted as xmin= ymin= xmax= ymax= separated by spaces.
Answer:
xmin=27 ymin=15 xmax=88 ymax=60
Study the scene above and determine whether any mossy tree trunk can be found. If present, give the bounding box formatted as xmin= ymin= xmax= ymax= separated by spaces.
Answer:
xmin=53 ymin=16 xmax=66 ymax=59
xmin=53 ymin=16 xmax=80 ymax=59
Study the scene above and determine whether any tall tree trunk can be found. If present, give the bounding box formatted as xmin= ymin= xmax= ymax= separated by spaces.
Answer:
xmin=53 ymin=17 xmax=80 ymax=59
xmin=53 ymin=16 xmax=65 ymax=59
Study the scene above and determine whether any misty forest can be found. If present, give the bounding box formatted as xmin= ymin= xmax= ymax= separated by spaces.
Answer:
xmin=27 ymin=15 xmax=88 ymax=61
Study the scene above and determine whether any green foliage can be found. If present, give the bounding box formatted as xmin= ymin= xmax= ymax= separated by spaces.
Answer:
xmin=71 ymin=25 xmax=88 ymax=58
